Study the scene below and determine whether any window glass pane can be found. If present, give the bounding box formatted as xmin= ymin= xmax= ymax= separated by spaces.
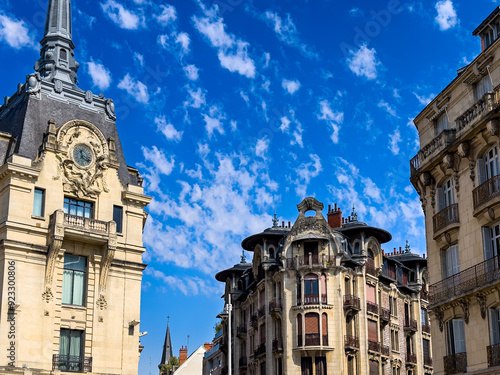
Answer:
xmin=62 ymin=269 xmax=73 ymax=304
xmin=63 ymin=254 xmax=86 ymax=306
xmin=72 ymin=271 xmax=85 ymax=306
xmin=113 ymin=205 xmax=123 ymax=233
xmin=33 ymin=188 xmax=44 ymax=216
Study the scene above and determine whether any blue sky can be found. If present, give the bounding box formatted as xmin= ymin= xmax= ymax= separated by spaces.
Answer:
xmin=0 ymin=0 xmax=496 ymax=373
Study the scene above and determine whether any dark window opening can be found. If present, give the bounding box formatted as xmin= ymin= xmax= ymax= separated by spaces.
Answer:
xmin=113 ymin=205 xmax=123 ymax=233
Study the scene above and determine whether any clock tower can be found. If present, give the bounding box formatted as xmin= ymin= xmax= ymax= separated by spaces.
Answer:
xmin=0 ymin=0 xmax=151 ymax=374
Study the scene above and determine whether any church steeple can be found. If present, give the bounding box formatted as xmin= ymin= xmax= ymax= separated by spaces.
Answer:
xmin=159 ymin=318 xmax=173 ymax=373
xmin=35 ymin=0 xmax=79 ymax=86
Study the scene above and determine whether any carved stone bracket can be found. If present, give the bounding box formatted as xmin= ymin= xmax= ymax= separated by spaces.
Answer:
xmin=469 ymin=160 xmax=476 ymax=187
xmin=98 ymin=222 xmax=117 ymax=309
xmin=430 ymin=185 xmax=436 ymax=212
xmin=476 ymin=294 xmax=487 ymax=320
xmin=459 ymin=298 xmax=470 ymax=324
xmin=43 ymin=210 xmax=65 ymax=302
xmin=434 ymin=309 xmax=444 ymax=332
xmin=25 ymin=73 xmax=41 ymax=95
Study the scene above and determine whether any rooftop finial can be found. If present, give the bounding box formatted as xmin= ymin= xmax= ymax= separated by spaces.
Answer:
xmin=350 ymin=204 xmax=358 ymax=222
xmin=405 ymin=239 xmax=411 ymax=253
xmin=35 ymin=0 xmax=79 ymax=86
xmin=272 ymin=211 xmax=279 ymax=228
xmin=241 ymin=251 xmax=247 ymax=264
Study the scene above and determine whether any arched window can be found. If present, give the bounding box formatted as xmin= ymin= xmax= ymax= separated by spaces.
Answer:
xmin=60 ymin=48 xmax=67 ymax=60
xmin=304 ymin=274 xmax=319 ymax=304
xmin=305 ymin=313 xmax=319 ymax=346
xmin=269 ymin=246 xmax=275 ymax=259
xmin=354 ymin=242 xmax=360 ymax=255
xmin=437 ymin=177 xmax=455 ymax=211
xmin=321 ymin=274 xmax=327 ymax=303
xmin=297 ymin=276 xmax=302 ymax=305
xmin=297 ymin=314 xmax=302 ymax=346
xmin=322 ymin=313 xmax=328 ymax=346
xmin=366 ymin=249 xmax=375 ymax=276
xmin=478 ymin=145 xmax=500 ymax=184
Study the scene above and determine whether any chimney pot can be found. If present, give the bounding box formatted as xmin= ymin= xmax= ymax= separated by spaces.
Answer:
xmin=334 ymin=203 xmax=337 ymax=211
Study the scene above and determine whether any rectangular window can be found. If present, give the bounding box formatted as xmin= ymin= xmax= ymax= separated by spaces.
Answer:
xmin=62 ymin=254 xmax=87 ymax=306
xmin=366 ymin=284 xmax=376 ymax=303
xmin=490 ymin=308 xmax=500 ymax=345
xmin=475 ymin=74 xmax=493 ymax=100
xmin=368 ymin=320 xmax=378 ymax=342
xmin=315 ymin=357 xmax=326 ymax=375
xmin=443 ymin=245 xmax=460 ymax=278
xmin=447 ymin=319 xmax=466 ymax=354
xmin=435 ymin=113 xmax=449 ymax=135
xmin=64 ymin=198 xmax=93 ymax=218
xmin=58 ymin=329 xmax=83 ymax=372
xmin=369 ymin=359 xmax=378 ymax=375
xmin=423 ymin=339 xmax=431 ymax=360
xmin=421 ymin=308 xmax=428 ymax=325
xmin=113 ymin=205 xmax=123 ymax=233
xmin=33 ymin=188 xmax=45 ymax=217
xmin=301 ymin=357 xmax=312 ymax=375
xmin=389 ymin=296 xmax=398 ymax=317
xmin=391 ymin=329 xmax=399 ymax=352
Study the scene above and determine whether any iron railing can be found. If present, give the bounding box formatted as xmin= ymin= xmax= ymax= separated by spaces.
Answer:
xmin=404 ymin=319 xmax=418 ymax=332
xmin=305 ymin=333 xmax=320 ymax=346
xmin=381 ymin=345 xmax=390 ymax=356
xmin=236 ymin=325 xmax=246 ymax=337
xmin=250 ymin=314 xmax=258 ymax=328
xmin=368 ymin=340 xmax=380 ymax=353
xmin=406 ymin=352 xmax=417 ymax=364
xmin=367 ymin=301 xmax=379 ymax=315
xmin=286 ymin=255 xmax=334 ymax=269
xmin=433 ymin=203 xmax=459 ymax=233
xmin=302 ymin=294 xmax=327 ymax=305
xmin=473 ymin=175 xmax=500 ymax=209
xmin=272 ymin=338 xmax=282 ymax=352
xmin=424 ymin=356 xmax=433 ymax=367
xmin=380 ymin=307 xmax=390 ymax=322
xmin=422 ymin=324 xmax=431 ymax=334
xmin=344 ymin=335 xmax=359 ymax=350
xmin=269 ymin=298 xmax=282 ymax=313
xmin=322 ymin=335 xmax=328 ymax=346
xmin=257 ymin=306 xmax=265 ymax=318
xmin=443 ymin=352 xmax=467 ymax=375
xmin=52 ymin=355 xmax=92 ymax=373
xmin=343 ymin=295 xmax=360 ymax=310
xmin=429 ymin=255 xmax=500 ymax=304
xmin=488 ymin=343 xmax=500 ymax=367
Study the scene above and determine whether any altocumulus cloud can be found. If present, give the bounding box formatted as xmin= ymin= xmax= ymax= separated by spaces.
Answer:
xmin=117 ymin=74 xmax=149 ymax=104
xmin=347 ymin=44 xmax=380 ymax=80
xmin=435 ymin=0 xmax=458 ymax=31
xmin=0 ymin=14 xmax=35 ymax=49
xmin=86 ymin=60 xmax=112 ymax=91
xmin=101 ymin=0 xmax=142 ymax=30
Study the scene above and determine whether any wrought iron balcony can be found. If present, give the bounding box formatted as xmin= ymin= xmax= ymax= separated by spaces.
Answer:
xmin=255 ymin=343 xmax=266 ymax=357
xmin=257 ymin=306 xmax=265 ymax=318
xmin=410 ymin=129 xmax=456 ymax=177
xmin=52 ymin=354 xmax=92 ymax=373
xmin=429 ymin=255 xmax=500 ymax=305
xmin=422 ymin=324 xmax=431 ymax=334
xmin=239 ymin=357 xmax=247 ymax=368
xmin=236 ymin=325 xmax=247 ymax=338
xmin=456 ymin=90 xmax=497 ymax=132
xmin=365 ymin=262 xmax=378 ymax=277
xmin=305 ymin=333 xmax=320 ymax=346
xmin=367 ymin=301 xmax=379 ymax=315
xmin=424 ymin=356 xmax=433 ymax=367
xmin=368 ymin=340 xmax=380 ymax=353
xmin=379 ymin=307 xmax=390 ymax=323
xmin=285 ymin=254 xmax=334 ymax=269
xmin=488 ymin=343 xmax=500 ymax=367
xmin=406 ymin=352 xmax=417 ymax=365
xmin=272 ymin=338 xmax=283 ymax=352
xmin=250 ymin=314 xmax=258 ymax=328
xmin=343 ymin=295 xmax=360 ymax=314
xmin=473 ymin=174 xmax=500 ymax=211
xmin=404 ymin=319 xmax=418 ymax=333
xmin=269 ymin=298 xmax=282 ymax=314
xmin=443 ymin=352 xmax=467 ymax=375
xmin=344 ymin=335 xmax=359 ymax=351
xmin=433 ymin=203 xmax=459 ymax=235
xmin=381 ymin=345 xmax=390 ymax=357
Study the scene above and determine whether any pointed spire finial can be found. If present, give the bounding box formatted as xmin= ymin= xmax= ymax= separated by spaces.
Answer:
xmin=350 ymin=204 xmax=358 ymax=222
xmin=241 ymin=251 xmax=247 ymax=264
xmin=405 ymin=239 xmax=411 ymax=253
xmin=272 ymin=211 xmax=279 ymax=228
xmin=35 ymin=0 xmax=79 ymax=86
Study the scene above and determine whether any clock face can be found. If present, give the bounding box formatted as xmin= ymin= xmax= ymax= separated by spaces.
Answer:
xmin=73 ymin=144 xmax=93 ymax=167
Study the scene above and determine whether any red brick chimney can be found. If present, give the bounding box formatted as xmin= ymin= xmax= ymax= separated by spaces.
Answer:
xmin=179 ymin=346 xmax=188 ymax=365
xmin=327 ymin=204 xmax=342 ymax=229
xmin=204 ymin=343 xmax=213 ymax=351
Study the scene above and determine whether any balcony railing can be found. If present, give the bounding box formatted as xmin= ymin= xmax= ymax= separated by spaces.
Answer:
xmin=380 ymin=307 xmax=390 ymax=322
xmin=344 ymin=335 xmax=359 ymax=350
xmin=473 ymin=175 xmax=500 ymax=210
xmin=410 ymin=129 xmax=456 ymax=176
xmin=236 ymin=325 xmax=247 ymax=337
xmin=258 ymin=306 xmax=265 ymax=318
xmin=64 ymin=214 xmax=109 ymax=233
xmin=272 ymin=338 xmax=282 ymax=352
xmin=52 ymin=354 xmax=92 ymax=373
xmin=429 ymin=255 xmax=500 ymax=305
xmin=456 ymin=91 xmax=497 ymax=132
xmin=303 ymin=294 xmax=327 ymax=305
xmin=368 ymin=340 xmax=380 ymax=353
xmin=305 ymin=333 xmax=320 ymax=346
xmin=366 ymin=262 xmax=377 ymax=276
xmin=381 ymin=345 xmax=390 ymax=357
xmin=443 ymin=352 xmax=467 ymax=375
xmin=422 ymin=324 xmax=431 ymax=334
xmin=420 ymin=289 xmax=429 ymax=301
xmin=424 ymin=356 xmax=433 ymax=367
xmin=404 ymin=319 xmax=418 ymax=332
xmin=269 ymin=298 xmax=282 ymax=313
xmin=323 ymin=335 xmax=328 ymax=346
xmin=239 ymin=357 xmax=247 ymax=368
xmin=255 ymin=343 xmax=266 ymax=357
xmin=250 ymin=314 xmax=258 ymax=328
xmin=367 ymin=301 xmax=379 ymax=315
xmin=343 ymin=295 xmax=360 ymax=311
xmin=488 ymin=343 xmax=500 ymax=367
xmin=406 ymin=352 xmax=417 ymax=364
xmin=433 ymin=203 xmax=459 ymax=234
xmin=286 ymin=255 xmax=334 ymax=269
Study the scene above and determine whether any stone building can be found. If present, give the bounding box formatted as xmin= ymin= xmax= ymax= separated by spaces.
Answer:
xmin=410 ymin=6 xmax=500 ymax=375
xmin=0 ymin=0 xmax=150 ymax=374
xmin=212 ymin=198 xmax=431 ymax=375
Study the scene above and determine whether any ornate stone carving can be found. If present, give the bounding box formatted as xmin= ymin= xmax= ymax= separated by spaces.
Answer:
xmin=55 ymin=120 xmax=110 ymax=198
xmin=297 ymin=197 xmax=324 ymax=215
xmin=99 ymin=230 xmax=117 ymax=305
xmin=420 ymin=172 xmax=432 ymax=186
xmin=430 ymin=185 xmax=436 ymax=211
xmin=489 ymin=207 xmax=496 ymax=221
xmin=457 ymin=142 xmax=470 ymax=158
xmin=54 ymin=79 xmax=63 ymax=93
xmin=487 ymin=119 xmax=500 ymax=136
xmin=96 ymin=294 xmax=107 ymax=310
xmin=476 ymin=293 xmax=487 ymax=319
xmin=105 ymin=98 xmax=117 ymax=121
xmin=290 ymin=216 xmax=331 ymax=238
xmin=26 ymin=74 xmax=41 ymax=95
xmin=459 ymin=298 xmax=470 ymax=324
xmin=85 ymin=90 xmax=93 ymax=103
xmin=434 ymin=309 xmax=444 ymax=332
xmin=43 ymin=210 xmax=65 ymax=302
xmin=470 ymin=159 xmax=476 ymax=187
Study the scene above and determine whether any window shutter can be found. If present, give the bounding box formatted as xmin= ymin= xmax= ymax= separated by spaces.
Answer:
xmin=305 ymin=313 xmax=319 ymax=334
xmin=366 ymin=284 xmax=376 ymax=303
xmin=478 ymin=158 xmax=487 ymax=184
xmin=453 ymin=319 xmax=466 ymax=353
xmin=448 ymin=245 xmax=460 ymax=276
xmin=490 ymin=308 xmax=500 ymax=345
xmin=437 ymin=188 xmax=444 ymax=211
xmin=368 ymin=320 xmax=378 ymax=342
xmin=483 ymin=227 xmax=494 ymax=260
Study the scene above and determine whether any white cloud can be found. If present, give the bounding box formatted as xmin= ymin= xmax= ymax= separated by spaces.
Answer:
xmin=203 ymin=106 xmax=225 ymax=138
xmin=435 ymin=0 xmax=458 ymax=31
xmin=184 ymin=86 xmax=206 ymax=108
xmin=378 ymin=101 xmax=398 ymax=117
xmin=141 ymin=146 xmax=175 ymax=176
xmin=118 ymin=74 xmax=149 ymax=104
xmin=0 ymin=14 xmax=36 ymax=49
xmin=318 ymin=100 xmax=344 ymax=144
xmin=155 ymin=116 xmax=183 ymax=142
xmin=193 ymin=5 xmax=256 ymax=78
xmin=362 ymin=177 xmax=382 ymax=202
xmin=389 ymin=127 xmax=402 ymax=155
xmin=101 ymin=0 xmax=141 ymax=30
xmin=282 ymin=79 xmax=301 ymax=95
xmin=414 ymin=92 xmax=435 ymax=106
xmin=347 ymin=44 xmax=380 ymax=80
xmin=279 ymin=110 xmax=304 ymax=148
xmin=133 ymin=52 xmax=144 ymax=66
xmin=184 ymin=64 xmax=199 ymax=81
xmin=176 ymin=32 xmax=191 ymax=54
xmin=255 ymin=137 xmax=269 ymax=158
xmin=155 ymin=4 xmax=177 ymax=26
xmin=294 ymin=154 xmax=322 ymax=197
xmin=157 ymin=34 xmax=169 ymax=48
xmin=240 ymin=91 xmax=250 ymax=105
xmin=86 ymin=60 xmax=112 ymax=91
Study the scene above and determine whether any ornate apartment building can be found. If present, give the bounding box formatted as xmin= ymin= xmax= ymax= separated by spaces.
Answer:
xmin=0 ymin=0 xmax=150 ymax=374
xmin=410 ymin=6 xmax=500 ymax=375
xmin=210 ymin=198 xmax=431 ymax=375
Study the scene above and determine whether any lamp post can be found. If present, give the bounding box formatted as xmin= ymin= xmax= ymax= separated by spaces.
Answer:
xmin=226 ymin=294 xmax=232 ymax=375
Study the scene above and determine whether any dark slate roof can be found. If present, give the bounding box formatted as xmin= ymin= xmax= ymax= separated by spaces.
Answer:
xmin=159 ymin=323 xmax=173 ymax=367
xmin=241 ymin=227 xmax=289 ymax=251
xmin=336 ymin=221 xmax=392 ymax=244
xmin=215 ymin=261 xmax=251 ymax=282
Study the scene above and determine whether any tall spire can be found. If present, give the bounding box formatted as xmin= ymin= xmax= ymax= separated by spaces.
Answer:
xmin=35 ymin=0 xmax=79 ymax=86
xmin=159 ymin=318 xmax=173 ymax=371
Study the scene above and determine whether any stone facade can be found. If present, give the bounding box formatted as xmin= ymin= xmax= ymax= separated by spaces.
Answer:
xmin=410 ymin=7 xmax=500 ymax=375
xmin=0 ymin=1 xmax=151 ymax=374
xmin=209 ymin=198 xmax=431 ymax=375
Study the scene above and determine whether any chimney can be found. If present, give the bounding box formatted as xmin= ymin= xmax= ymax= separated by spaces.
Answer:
xmin=204 ymin=343 xmax=213 ymax=351
xmin=179 ymin=346 xmax=188 ymax=365
xmin=327 ymin=204 xmax=342 ymax=229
